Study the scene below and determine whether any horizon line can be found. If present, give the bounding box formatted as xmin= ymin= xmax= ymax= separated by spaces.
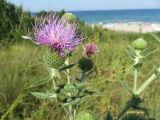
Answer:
xmin=30 ymin=8 xmax=160 ymax=13
xmin=69 ymin=8 xmax=160 ymax=12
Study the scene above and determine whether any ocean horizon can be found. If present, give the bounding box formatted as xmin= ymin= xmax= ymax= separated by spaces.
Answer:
xmin=32 ymin=9 xmax=160 ymax=24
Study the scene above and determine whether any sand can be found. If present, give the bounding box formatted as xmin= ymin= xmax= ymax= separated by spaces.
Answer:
xmin=94 ymin=22 xmax=160 ymax=33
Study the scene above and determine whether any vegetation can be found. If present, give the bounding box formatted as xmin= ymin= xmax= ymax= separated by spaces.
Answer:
xmin=0 ymin=0 xmax=160 ymax=120
xmin=0 ymin=0 xmax=34 ymax=47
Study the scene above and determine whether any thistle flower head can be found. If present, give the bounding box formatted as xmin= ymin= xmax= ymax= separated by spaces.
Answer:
xmin=43 ymin=50 xmax=65 ymax=69
xmin=34 ymin=13 xmax=83 ymax=56
xmin=84 ymin=43 xmax=99 ymax=57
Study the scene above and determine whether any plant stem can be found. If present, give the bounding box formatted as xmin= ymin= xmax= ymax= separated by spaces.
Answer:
xmin=133 ymin=51 xmax=141 ymax=93
xmin=65 ymin=58 xmax=73 ymax=120
xmin=49 ymin=68 xmax=58 ymax=89
xmin=134 ymin=68 xmax=138 ymax=93
xmin=73 ymin=109 xmax=76 ymax=120
xmin=135 ymin=67 xmax=160 ymax=95
xmin=66 ymin=58 xmax=70 ymax=84
xmin=80 ymin=71 xmax=85 ymax=81
xmin=52 ymin=78 xmax=57 ymax=89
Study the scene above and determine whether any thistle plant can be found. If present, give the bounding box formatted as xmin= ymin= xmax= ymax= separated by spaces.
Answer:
xmin=116 ymin=38 xmax=160 ymax=120
xmin=23 ymin=13 xmax=101 ymax=120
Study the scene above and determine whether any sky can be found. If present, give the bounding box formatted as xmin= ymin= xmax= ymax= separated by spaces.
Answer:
xmin=8 ymin=0 xmax=160 ymax=12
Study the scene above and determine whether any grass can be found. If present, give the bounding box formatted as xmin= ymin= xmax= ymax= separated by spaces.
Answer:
xmin=0 ymin=30 xmax=160 ymax=120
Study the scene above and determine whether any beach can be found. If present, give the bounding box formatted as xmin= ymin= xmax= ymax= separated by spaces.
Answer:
xmin=72 ymin=9 xmax=160 ymax=33
xmin=100 ymin=22 xmax=160 ymax=33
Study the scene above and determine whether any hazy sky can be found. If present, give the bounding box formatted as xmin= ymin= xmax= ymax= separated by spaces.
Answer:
xmin=8 ymin=0 xmax=160 ymax=12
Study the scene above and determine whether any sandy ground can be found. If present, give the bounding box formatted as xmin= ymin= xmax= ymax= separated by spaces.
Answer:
xmin=94 ymin=22 xmax=160 ymax=33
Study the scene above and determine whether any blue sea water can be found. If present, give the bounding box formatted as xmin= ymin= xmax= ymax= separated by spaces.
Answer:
xmin=70 ymin=9 xmax=160 ymax=24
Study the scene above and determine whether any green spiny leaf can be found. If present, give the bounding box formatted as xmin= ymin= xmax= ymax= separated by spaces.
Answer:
xmin=30 ymin=92 xmax=57 ymax=100
xmin=59 ymin=63 xmax=76 ymax=71
xmin=29 ymin=77 xmax=51 ymax=88
xmin=62 ymin=97 xmax=81 ymax=106
xmin=56 ymin=83 xmax=87 ymax=94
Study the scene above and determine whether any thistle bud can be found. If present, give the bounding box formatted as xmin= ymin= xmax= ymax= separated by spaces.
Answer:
xmin=43 ymin=50 xmax=65 ymax=69
xmin=78 ymin=57 xmax=94 ymax=72
xmin=132 ymin=38 xmax=148 ymax=50
xmin=76 ymin=111 xmax=96 ymax=120
xmin=62 ymin=13 xmax=77 ymax=21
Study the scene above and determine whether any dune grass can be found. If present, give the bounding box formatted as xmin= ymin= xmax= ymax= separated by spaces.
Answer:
xmin=0 ymin=30 xmax=160 ymax=120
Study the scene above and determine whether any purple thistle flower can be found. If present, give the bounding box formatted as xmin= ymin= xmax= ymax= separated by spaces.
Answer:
xmin=84 ymin=43 xmax=99 ymax=57
xmin=34 ymin=13 xmax=83 ymax=56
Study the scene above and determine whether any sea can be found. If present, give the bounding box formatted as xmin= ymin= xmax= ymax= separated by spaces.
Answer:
xmin=32 ymin=9 xmax=160 ymax=24
xmin=70 ymin=9 xmax=160 ymax=24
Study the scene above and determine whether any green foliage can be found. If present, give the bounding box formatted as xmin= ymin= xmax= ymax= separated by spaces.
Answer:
xmin=105 ymin=111 xmax=113 ymax=120
xmin=0 ymin=0 xmax=33 ymax=47
xmin=0 ymin=43 xmax=47 ymax=118
xmin=36 ymin=9 xmax=65 ymax=18
xmin=0 ymin=2 xmax=160 ymax=119
xmin=29 ymin=77 xmax=52 ymax=88
xmin=59 ymin=63 xmax=76 ymax=71
xmin=30 ymin=92 xmax=57 ymax=100
xmin=55 ymin=83 xmax=86 ymax=94
xmin=0 ymin=31 xmax=160 ymax=119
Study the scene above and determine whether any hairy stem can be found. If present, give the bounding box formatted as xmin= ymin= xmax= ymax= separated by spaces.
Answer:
xmin=134 ymin=69 xmax=138 ymax=93
xmin=73 ymin=109 xmax=76 ymax=120
xmin=133 ymin=51 xmax=141 ymax=93
xmin=52 ymin=78 xmax=56 ymax=89
xmin=135 ymin=67 xmax=160 ymax=95
xmin=49 ymin=68 xmax=58 ymax=89
xmin=65 ymin=58 xmax=73 ymax=120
